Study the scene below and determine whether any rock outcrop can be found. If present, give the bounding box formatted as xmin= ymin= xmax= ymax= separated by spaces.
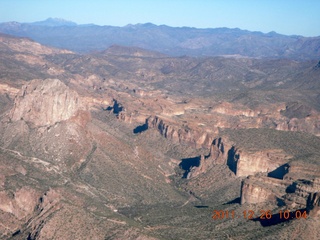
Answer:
xmin=106 ymin=99 xmax=125 ymax=115
xmin=10 ymin=79 xmax=86 ymax=126
xmin=0 ymin=83 xmax=19 ymax=97
xmin=282 ymin=177 xmax=320 ymax=209
xmin=241 ymin=176 xmax=280 ymax=204
xmin=147 ymin=115 xmax=213 ymax=148
xmin=186 ymin=136 xmax=291 ymax=179
xmin=241 ymin=172 xmax=320 ymax=210
xmin=308 ymin=192 xmax=320 ymax=216
xmin=187 ymin=137 xmax=231 ymax=178
xmin=235 ymin=149 xmax=290 ymax=177
xmin=0 ymin=187 xmax=41 ymax=220
xmin=284 ymin=161 xmax=320 ymax=180
xmin=211 ymin=102 xmax=259 ymax=117
xmin=106 ymin=98 xmax=133 ymax=123
xmin=275 ymin=116 xmax=320 ymax=137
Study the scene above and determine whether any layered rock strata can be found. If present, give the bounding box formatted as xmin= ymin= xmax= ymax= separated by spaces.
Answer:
xmin=241 ymin=172 xmax=320 ymax=210
xmin=241 ymin=176 xmax=283 ymax=204
xmin=186 ymin=136 xmax=291 ymax=179
xmin=147 ymin=115 xmax=214 ymax=148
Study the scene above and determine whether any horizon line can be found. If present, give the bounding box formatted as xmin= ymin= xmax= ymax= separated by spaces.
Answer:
xmin=0 ymin=18 xmax=314 ymax=38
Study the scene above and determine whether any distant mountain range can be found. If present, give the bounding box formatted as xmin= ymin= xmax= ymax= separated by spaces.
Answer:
xmin=0 ymin=18 xmax=319 ymax=60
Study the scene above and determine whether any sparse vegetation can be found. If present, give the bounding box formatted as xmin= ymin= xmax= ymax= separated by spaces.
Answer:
xmin=0 ymin=33 xmax=319 ymax=239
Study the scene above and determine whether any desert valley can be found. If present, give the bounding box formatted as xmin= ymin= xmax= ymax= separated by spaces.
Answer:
xmin=0 ymin=19 xmax=319 ymax=239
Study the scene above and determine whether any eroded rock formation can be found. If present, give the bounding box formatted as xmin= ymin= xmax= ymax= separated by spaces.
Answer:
xmin=11 ymin=79 xmax=86 ymax=126
xmin=275 ymin=116 xmax=320 ymax=136
xmin=147 ymin=115 xmax=214 ymax=148
xmin=241 ymin=170 xmax=320 ymax=210
xmin=284 ymin=162 xmax=320 ymax=181
xmin=187 ymin=137 xmax=231 ymax=178
xmin=185 ymin=136 xmax=291 ymax=179
xmin=236 ymin=149 xmax=290 ymax=177
xmin=241 ymin=176 xmax=279 ymax=204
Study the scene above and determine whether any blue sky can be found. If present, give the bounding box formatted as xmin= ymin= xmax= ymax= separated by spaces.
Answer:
xmin=1 ymin=0 xmax=319 ymax=36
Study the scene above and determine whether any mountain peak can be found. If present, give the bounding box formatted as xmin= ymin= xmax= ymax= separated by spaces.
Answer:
xmin=30 ymin=18 xmax=77 ymax=27
xmin=124 ymin=22 xmax=157 ymax=29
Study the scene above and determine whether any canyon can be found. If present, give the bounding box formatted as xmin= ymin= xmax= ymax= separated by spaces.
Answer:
xmin=0 ymin=32 xmax=319 ymax=239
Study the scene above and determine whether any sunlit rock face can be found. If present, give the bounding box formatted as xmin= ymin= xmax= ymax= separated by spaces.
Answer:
xmin=275 ymin=117 xmax=320 ymax=137
xmin=0 ymin=187 xmax=40 ymax=220
xmin=236 ymin=149 xmax=290 ymax=177
xmin=11 ymin=79 xmax=85 ymax=126
xmin=147 ymin=115 xmax=214 ymax=148
xmin=241 ymin=178 xmax=277 ymax=204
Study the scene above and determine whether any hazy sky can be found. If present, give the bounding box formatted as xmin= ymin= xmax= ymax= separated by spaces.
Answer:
xmin=1 ymin=0 xmax=319 ymax=36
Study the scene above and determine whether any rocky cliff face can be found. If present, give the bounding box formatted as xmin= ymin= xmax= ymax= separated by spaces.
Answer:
xmin=275 ymin=116 xmax=320 ymax=137
xmin=182 ymin=131 xmax=320 ymax=213
xmin=212 ymin=102 xmax=259 ymax=117
xmin=187 ymin=137 xmax=231 ymax=178
xmin=0 ymin=83 xmax=19 ymax=97
xmin=241 ymin=176 xmax=279 ymax=204
xmin=185 ymin=136 xmax=291 ymax=179
xmin=147 ymin=115 xmax=214 ymax=148
xmin=236 ymin=149 xmax=290 ymax=177
xmin=285 ymin=162 xmax=320 ymax=180
xmin=241 ymin=169 xmax=320 ymax=209
xmin=10 ymin=79 xmax=86 ymax=127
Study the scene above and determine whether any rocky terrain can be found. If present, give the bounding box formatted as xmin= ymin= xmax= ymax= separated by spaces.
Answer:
xmin=0 ymin=33 xmax=319 ymax=239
